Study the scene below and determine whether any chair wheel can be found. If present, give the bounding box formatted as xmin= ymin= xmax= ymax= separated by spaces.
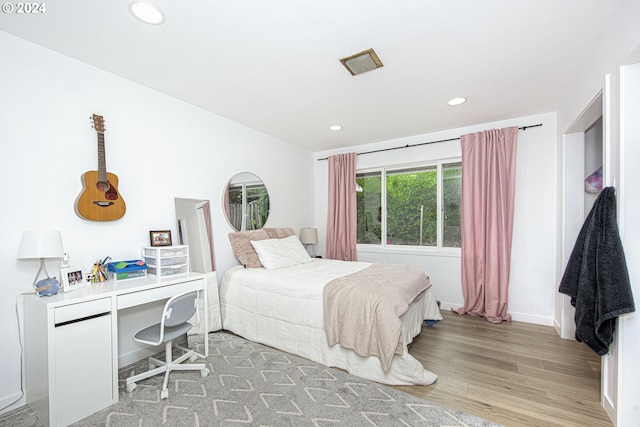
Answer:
xmin=126 ymin=383 xmax=137 ymax=393
xmin=161 ymin=389 xmax=169 ymax=399
xmin=201 ymin=368 xmax=210 ymax=378
xmin=189 ymin=355 xmax=198 ymax=363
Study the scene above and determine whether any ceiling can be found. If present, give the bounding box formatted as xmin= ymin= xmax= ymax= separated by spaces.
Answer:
xmin=0 ymin=1 xmax=614 ymax=152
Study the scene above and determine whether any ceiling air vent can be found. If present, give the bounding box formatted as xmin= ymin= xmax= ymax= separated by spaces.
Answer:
xmin=340 ymin=48 xmax=383 ymax=76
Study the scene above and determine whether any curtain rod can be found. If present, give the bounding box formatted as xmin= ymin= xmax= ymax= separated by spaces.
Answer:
xmin=317 ymin=123 xmax=542 ymax=161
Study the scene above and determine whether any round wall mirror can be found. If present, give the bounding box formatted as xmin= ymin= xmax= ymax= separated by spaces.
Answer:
xmin=223 ymin=172 xmax=270 ymax=231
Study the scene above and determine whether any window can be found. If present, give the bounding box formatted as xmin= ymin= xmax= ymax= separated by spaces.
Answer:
xmin=442 ymin=162 xmax=462 ymax=247
xmin=356 ymin=160 xmax=461 ymax=249
xmin=356 ymin=172 xmax=382 ymax=244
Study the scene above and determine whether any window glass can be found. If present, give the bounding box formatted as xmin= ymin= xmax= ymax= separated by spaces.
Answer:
xmin=442 ymin=162 xmax=462 ymax=247
xmin=386 ymin=166 xmax=437 ymax=246
xmin=356 ymin=172 xmax=382 ymax=244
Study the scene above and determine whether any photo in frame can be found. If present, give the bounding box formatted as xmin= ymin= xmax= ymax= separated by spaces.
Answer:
xmin=60 ymin=267 xmax=86 ymax=292
xmin=150 ymin=230 xmax=172 ymax=246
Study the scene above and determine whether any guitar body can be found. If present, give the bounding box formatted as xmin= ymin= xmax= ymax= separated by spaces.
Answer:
xmin=75 ymin=170 xmax=126 ymax=221
xmin=74 ymin=114 xmax=126 ymax=221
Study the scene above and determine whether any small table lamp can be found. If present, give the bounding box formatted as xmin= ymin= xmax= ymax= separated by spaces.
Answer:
xmin=299 ymin=227 xmax=318 ymax=257
xmin=18 ymin=230 xmax=64 ymax=296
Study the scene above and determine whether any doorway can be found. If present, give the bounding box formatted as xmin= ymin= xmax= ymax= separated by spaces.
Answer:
xmin=556 ymin=92 xmax=604 ymax=340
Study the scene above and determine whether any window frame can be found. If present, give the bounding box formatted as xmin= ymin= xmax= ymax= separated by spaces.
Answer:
xmin=356 ymin=157 xmax=462 ymax=257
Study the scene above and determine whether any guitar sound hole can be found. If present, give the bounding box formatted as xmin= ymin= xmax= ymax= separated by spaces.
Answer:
xmin=96 ymin=181 xmax=110 ymax=192
xmin=93 ymin=201 xmax=114 ymax=207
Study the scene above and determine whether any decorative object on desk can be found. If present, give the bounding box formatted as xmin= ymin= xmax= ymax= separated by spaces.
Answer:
xmin=299 ymin=227 xmax=318 ymax=257
xmin=91 ymin=257 xmax=110 ymax=283
xmin=17 ymin=230 xmax=64 ymax=297
xmin=75 ymin=114 xmax=126 ymax=222
xmin=150 ymin=230 xmax=172 ymax=246
xmin=60 ymin=267 xmax=86 ymax=292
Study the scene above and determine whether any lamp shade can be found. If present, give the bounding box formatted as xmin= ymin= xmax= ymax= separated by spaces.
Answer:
xmin=299 ymin=228 xmax=318 ymax=245
xmin=17 ymin=230 xmax=63 ymax=259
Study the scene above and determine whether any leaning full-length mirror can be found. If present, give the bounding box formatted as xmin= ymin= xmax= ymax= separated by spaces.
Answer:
xmin=174 ymin=197 xmax=222 ymax=332
xmin=223 ymin=172 xmax=270 ymax=231
xmin=174 ymin=198 xmax=215 ymax=273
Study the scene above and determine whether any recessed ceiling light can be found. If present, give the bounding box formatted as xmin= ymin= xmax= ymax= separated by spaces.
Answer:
xmin=448 ymin=97 xmax=467 ymax=106
xmin=329 ymin=125 xmax=343 ymax=131
xmin=129 ymin=1 xmax=165 ymax=25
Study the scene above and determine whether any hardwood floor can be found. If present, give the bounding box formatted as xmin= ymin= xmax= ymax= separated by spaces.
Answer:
xmin=390 ymin=310 xmax=613 ymax=427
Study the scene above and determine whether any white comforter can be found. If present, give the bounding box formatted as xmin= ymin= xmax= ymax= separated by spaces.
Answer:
xmin=220 ymin=259 xmax=442 ymax=385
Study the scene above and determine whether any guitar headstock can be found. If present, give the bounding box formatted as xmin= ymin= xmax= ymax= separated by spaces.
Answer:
xmin=91 ymin=114 xmax=105 ymax=133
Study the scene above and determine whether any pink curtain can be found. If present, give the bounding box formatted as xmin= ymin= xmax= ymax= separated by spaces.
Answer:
xmin=327 ymin=153 xmax=357 ymax=261
xmin=455 ymin=126 xmax=518 ymax=323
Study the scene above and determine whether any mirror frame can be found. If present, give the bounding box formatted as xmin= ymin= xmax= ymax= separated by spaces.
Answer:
xmin=223 ymin=172 xmax=270 ymax=232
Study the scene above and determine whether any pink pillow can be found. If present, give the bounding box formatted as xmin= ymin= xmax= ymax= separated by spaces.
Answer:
xmin=263 ymin=227 xmax=296 ymax=239
xmin=228 ymin=229 xmax=270 ymax=268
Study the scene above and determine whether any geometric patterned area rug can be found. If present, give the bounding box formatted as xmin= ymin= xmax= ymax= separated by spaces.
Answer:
xmin=2 ymin=332 xmax=503 ymax=427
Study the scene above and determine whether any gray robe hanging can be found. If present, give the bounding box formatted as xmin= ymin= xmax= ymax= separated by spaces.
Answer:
xmin=558 ymin=187 xmax=635 ymax=355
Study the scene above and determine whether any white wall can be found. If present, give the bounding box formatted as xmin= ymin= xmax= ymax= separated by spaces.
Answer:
xmin=314 ymin=112 xmax=558 ymax=325
xmin=0 ymin=32 xmax=314 ymax=413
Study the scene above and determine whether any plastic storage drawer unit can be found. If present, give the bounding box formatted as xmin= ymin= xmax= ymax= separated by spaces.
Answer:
xmin=142 ymin=245 xmax=189 ymax=277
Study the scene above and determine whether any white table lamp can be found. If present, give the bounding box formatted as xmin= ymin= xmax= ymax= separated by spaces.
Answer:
xmin=299 ymin=227 xmax=318 ymax=257
xmin=18 ymin=230 xmax=64 ymax=296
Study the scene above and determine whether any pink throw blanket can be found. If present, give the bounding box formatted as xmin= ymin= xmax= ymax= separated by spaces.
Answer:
xmin=323 ymin=262 xmax=431 ymax=372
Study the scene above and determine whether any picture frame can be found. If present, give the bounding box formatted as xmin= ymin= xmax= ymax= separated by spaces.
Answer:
xmin=150 ymin=230 xmax=172 ymax=246
xmin=60 ymin=267 xmax=86 ymax=292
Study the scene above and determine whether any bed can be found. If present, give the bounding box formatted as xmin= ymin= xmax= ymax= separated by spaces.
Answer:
xmin=220 ymin=228 xmax=442 ymax=385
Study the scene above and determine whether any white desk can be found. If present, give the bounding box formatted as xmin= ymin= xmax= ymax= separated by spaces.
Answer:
xmin=24 ymin=273 xmax=208 ymax=427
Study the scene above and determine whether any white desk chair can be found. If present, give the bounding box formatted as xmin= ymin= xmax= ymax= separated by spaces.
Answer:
xmin=125 ymin=290 xmax=209 ymax=399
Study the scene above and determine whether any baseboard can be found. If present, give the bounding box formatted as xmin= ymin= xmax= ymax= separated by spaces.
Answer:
xmin=553 ymin=318 xmax=562 ymax=336
xmin=602 ymin=390 xmax=616 ymax=426
xmin=439 ymin=301 xmax=553 ymax=326
xmin=438 ymin=301 xmax=457 ymax=312
xmin=118 ymin=336 xmax=190 ymax=368
xmin=118 ymin=346 xmax=162 ymax=368
xmin=0 ymin=391 xmax=25 ymax=416
xmin=510 ymin=311 xmax=553 ymax=326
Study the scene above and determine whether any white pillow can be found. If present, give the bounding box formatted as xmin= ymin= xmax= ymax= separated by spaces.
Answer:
xmin=250 ymin=235 xmax=311 ymax=270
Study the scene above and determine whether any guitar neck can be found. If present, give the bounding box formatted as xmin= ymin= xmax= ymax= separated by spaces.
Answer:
xmin=97 ymin=131 xmax=107 ymax=184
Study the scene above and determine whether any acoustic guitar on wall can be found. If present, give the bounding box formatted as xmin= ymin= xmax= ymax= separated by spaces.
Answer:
xmin=74 ymin=114 xmax=126 ymax=221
